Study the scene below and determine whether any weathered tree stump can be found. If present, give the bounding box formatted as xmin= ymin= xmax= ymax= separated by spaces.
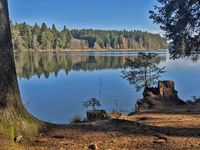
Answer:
xmin=136 ymin=80 xmax=185 ymax=112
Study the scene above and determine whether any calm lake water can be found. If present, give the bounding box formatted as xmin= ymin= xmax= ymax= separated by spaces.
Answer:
xmin=15 ymin=51 xmax=200 ymax=124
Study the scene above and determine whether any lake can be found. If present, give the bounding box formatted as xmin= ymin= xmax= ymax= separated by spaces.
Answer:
xmin=14 ymin=51 xmax=200 ymax=124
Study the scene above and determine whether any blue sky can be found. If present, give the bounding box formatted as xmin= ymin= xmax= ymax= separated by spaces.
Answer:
xmin=8 ymin=0 xmax=161 ymax=33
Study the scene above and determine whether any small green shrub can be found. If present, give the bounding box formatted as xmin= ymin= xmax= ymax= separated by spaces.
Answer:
xmin=9 ymin=127 xmax=15 ymax=141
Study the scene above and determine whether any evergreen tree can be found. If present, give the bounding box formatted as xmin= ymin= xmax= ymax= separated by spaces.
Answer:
xmin=51 ymin=24 xmax=59 ymax=36
xmin=32 ymin=23 xmax=40 ymax=37
xmin=149 ymin=0 xmax=200 ymax=58
xmin=40 ymin=22 xmax=48 ymax=32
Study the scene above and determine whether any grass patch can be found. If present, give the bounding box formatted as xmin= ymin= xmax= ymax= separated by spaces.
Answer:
xmin=9 ymin=127 xmax=15 ymax=141
xmin=0 ymin=120 xmax=14 ymax=141
xmin=0 ymin=112 xmax=44 ymax=139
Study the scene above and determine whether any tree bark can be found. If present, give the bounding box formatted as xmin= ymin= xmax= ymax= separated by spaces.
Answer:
xmin=0 ymin=0 xmax=23 ymax=110
xmin=0 ymin=0 xmax=42 ymax=137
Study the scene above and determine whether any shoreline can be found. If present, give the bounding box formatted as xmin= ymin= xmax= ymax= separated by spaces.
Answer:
xmin=13 ymin=49 xmax=168 ymax=53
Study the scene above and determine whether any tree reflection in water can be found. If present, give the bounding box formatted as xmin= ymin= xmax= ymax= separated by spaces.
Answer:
xmin=14 ymin=52 xmax=132 ymax=79
xmin=14 ymin=52 xmax=166 ymax=81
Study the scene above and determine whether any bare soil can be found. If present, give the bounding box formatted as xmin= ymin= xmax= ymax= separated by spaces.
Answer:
xmin=1 ymin=106 xmax=200 ymax=150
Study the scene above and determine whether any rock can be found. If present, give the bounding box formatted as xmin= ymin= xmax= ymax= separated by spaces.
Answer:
xmin=154 ymin=133 xmax=168 ymax=141
xmin=14 ymin=135 xmax=23 ymax=143
xmin=135 ymin=80 xmax=186 ymax=112
xmin=153 ymin=139 xmax=166 ymax=144
xmin=88 ymin=143 xmax=98 ymax=150
xmin=34 ymin=138 xmax=48 ymax=143
xmin=86 ymin=109 xmax=109 ymax=121
xmin=52 ymin=135 xmax=65 ymax=139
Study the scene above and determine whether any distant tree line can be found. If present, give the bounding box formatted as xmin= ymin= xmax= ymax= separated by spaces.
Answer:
xmin=11 ymin=22 xmax=168 ymax=51
xmin=71 ymin=29 xmax=168 ymax=50
xmin=11 ymin=22 xmax=71 ymax=51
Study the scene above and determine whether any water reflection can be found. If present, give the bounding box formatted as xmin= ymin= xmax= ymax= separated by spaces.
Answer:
xmin=14 ymin=51 xmax=166 ymax=79
xmin=14 ymin=51 xmax=167 ymax=124
xmin=14 ymin=51 xmax=200 ymax=124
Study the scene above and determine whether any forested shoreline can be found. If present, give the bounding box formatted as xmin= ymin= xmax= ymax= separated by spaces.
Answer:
xmin=11 ymin=22 xmax=168 ymax=51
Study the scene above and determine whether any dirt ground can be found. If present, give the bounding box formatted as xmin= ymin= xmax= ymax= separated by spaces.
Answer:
xmin=1 ymin=109 xmax=200 ymax=150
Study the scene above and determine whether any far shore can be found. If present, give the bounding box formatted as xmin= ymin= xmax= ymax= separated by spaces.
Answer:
xmin=13 ymin=49 xmax=168 ymax=53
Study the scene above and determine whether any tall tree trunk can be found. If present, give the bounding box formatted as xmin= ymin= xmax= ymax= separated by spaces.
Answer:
xmin=0 ymin=0 xmax=42 ymax=138
xmin=0 ymin=0 xmax=22 ymax=110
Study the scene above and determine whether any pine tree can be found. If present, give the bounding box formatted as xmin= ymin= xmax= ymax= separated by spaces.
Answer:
xmin=149 ymin=0 xmax=200 ymax=57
